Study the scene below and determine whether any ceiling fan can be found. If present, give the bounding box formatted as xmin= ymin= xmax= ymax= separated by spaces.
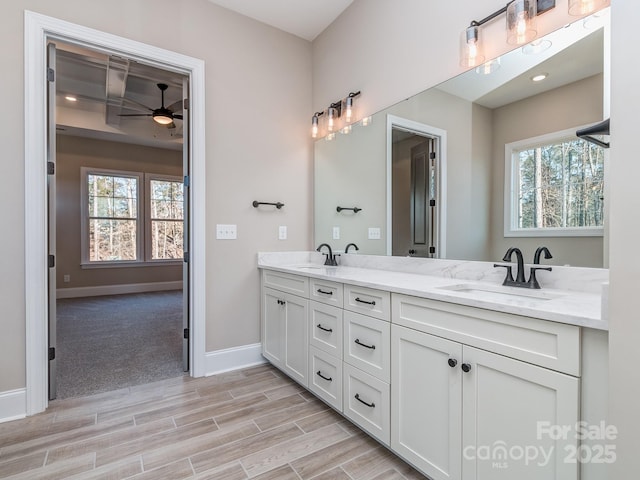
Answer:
xmin=119 ymin=83 xmax=183 ymax=127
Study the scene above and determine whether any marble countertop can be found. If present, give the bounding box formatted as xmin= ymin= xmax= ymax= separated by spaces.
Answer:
xmin=258 ymin=252 xmax=607 ymax=331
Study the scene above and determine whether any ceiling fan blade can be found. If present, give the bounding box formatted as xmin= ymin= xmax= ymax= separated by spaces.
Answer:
xmin=173 ymin=114 xmax=183 ymax=120
xmin=120 ymin=97 xmax=154 ymax=112
xmin=167 ymin=100 xmax=183 ymax=113
xmin=118 ymin=113 xmax=152 ymax=117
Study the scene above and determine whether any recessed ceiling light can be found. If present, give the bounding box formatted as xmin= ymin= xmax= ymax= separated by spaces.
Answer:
xmin=65 ymin=95 xmax=77 ymax=102
xmin=531 ymin=73 xmax=549 ymax=82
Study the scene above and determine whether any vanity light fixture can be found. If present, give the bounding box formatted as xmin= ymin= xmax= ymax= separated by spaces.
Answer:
xmin=568 ymin=0 xmax=609 ymax=16
xmin=311 ymin=91 xmax=362 ymax=138
xmin=460 ymin=0 xmax=554 ymax=67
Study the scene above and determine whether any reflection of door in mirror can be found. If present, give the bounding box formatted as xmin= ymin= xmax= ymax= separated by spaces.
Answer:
xmin=391 ymin=127 xmax=439 ymax=258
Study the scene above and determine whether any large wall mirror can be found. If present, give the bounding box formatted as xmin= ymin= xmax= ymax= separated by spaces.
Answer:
xmin=314 ymin=9 xmax=609 ymax=268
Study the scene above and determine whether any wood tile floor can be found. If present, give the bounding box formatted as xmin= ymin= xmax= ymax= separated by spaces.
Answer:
xmin=0 ymin=365 xmax=427 ymax=480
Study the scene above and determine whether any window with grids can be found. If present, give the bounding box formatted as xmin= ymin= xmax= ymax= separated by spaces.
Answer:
xmin=86 ymin=171 xmax=140 ymax=261
xmin=506 ymin=130 xmax=605 ymax=237
xmin=148 ymin=178 xmax=184 ymax=260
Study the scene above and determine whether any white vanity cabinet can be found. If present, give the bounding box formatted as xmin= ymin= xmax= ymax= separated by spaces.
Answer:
xmin=261 ymin=271 xmax=310 ymax=387
xmin=391 ymin=294 xmax=581 ymax=480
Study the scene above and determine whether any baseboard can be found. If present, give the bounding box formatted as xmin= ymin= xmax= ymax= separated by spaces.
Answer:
xmin=205 ymin=343 xmax=266 ymax=376
xmin=56 ymin=281 xmax=183 ymax=299
xmin=0 ymin=388 xmax=27 ymax=423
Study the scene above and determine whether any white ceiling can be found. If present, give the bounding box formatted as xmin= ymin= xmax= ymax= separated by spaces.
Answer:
xmin=206 ymin=0 xmax=353 ymax=41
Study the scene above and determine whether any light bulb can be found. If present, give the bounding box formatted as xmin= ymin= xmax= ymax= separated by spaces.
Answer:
xmin=569 ymin=0 xmax=603 ymax=15
xmin=327 ymin=108 xmax=336 ymax=132
xmin=345 ymin=97 xmax=353 ymax=123
xmin=361 ymin=116 xmax=371 ymax=127
xmin=507 ymin=0 xmax=537 ymax=45
xmin=311 ymin=114 xmax=320 ymax=138
xmin=460 ymin=25 xmax=484 ymax=67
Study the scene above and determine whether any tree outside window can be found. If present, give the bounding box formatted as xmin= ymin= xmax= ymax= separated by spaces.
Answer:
xmin=149 ymin=179 xmax=184 ymax=260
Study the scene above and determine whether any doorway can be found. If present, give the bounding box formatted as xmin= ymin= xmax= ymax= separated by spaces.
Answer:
xmin=25 ymin=11 xmax=206 ymax=414
xmin=48 ymin=41 xmax=190 ymax=400
xmin=386 ymin=115 xmax=447 ymax=258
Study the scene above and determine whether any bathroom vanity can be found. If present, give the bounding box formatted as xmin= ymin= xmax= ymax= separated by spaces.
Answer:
xmin=258 ymin=252 xmax=608 ymax=480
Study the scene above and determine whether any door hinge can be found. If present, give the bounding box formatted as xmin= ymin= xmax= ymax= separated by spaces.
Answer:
xmin=47 ymin=161 xmax=55 ymax=175
xmin=48 ymin=255 xmax=55 ymax=268
xmin=183 ymin=98 xmax=189 ymax=110
xmin=183 ymin=251 xmax=189 ymax=263
xmin=429 ymin=246 xmax=436 ymax=254
xmin=429 ymin=199 xmax=436 ymax=207
xmin=183 ymin=175 xmax=190 ymax=187
xmin=429 ymin=151 xmax=436 ymax=160
xmin=183 ymin=328 xmax=189 ymax=339
xmin=47 ymin=67 xmax=55 ymax=82
xmin=49 ymin=347 xmax=55 ymax=361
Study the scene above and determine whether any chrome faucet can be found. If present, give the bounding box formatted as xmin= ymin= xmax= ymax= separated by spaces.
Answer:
xmin=345 ymin=243 xmax=359 ymax=254
xmin=317 ymin=243 xmax=338 ymax=266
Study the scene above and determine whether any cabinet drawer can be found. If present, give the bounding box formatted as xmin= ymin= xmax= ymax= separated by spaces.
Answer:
xmin=310 ymin=278 xmax=343 ymax=307
xmin=344 ymin=311 xmax=390 ymax=382
xmin=344 ymin=284 xmax=390 ymax=321
xmin=343 ymin=363 xmax=390 ymax=445
xmin=392 ymin=293 xmax=581 ymax=376
xmin=309 ymin=346 xmax=342 ymax=411
xmin=310 ymin=301 xmax=343 ymax=358
xmin=262 ymin=270 xmax=309 ymax=297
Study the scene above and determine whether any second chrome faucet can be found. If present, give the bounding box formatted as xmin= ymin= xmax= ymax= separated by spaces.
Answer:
xmin=494 ymin=246 xmax=553 ymax=289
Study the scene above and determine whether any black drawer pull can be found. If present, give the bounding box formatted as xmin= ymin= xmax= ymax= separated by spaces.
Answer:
xmin=317 ymin=324 xmax=333 ymax=333
xmin=354 ymin=393 xmax=375 ymax=408
xmin=355 ymin=297 xmax=376 ymax=306
xmin=317 ymin=289 xmax=333 ymax=296
xmin=354 ymin=338 xmax=375 ymax=350
xmin=316 ymin=371 xmax=332 ymax=382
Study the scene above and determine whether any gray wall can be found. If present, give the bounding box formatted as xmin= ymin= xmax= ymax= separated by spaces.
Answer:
xmin=0 ymin=0 xmax=312 ymax=393
xmin=56 ymin=135 xmax=183 ymax=290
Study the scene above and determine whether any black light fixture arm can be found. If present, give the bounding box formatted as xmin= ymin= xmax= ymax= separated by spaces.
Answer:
xmin=471 ymin=4 xmax=508 ymax=28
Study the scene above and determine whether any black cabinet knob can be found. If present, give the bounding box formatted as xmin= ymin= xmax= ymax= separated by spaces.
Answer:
xmin=461 ymin=363 xmax=471 ymax=373
xmin=448 ymin=358 xmax=457 ymax=368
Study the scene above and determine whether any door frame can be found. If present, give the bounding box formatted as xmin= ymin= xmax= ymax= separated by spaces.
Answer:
xmin=386 ymin=114 xmax=447 ymax=258
xmin=24 ymin=11 xmax=207 ymax=415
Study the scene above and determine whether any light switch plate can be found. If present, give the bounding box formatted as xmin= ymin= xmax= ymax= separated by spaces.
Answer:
xmin=333 ymin=226 xmax=340 ymax=240
xmin=278 ymin=225 xmax=287 ymax=240
xmin=216 ymin=224 xmax=237 ymax=240
xmin=368 ymin=227 xmax=381 ymax=240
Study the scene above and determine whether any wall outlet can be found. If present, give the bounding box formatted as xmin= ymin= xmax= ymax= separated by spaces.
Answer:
xmin=278 ymin=225 xmax=287 ymax=240
xmin=63 ymin=274 xmax=70 ymax=283
xmin=333 ymin=226 xmax=340 ymax=240
xmin=368 ymin=227 xmax=381 ymax=240
xmin=216 ymin=224 xmax=237 ymax=240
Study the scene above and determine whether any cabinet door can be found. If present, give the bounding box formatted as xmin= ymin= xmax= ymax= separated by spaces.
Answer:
xmin=462 ymin=346 xmax=579 ymax=480
xmin=282 ymin=291 xmax=309 ymax=386
xmin=391 ymin=325 xmax=462 ymax=480
xmin=262 ymin=287 xmax=284 ymax=369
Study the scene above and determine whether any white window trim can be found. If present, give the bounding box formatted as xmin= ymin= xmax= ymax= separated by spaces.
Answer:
xmin=503 ymin=127 xmax=605 ymax=238
xmin=145 ymin=173 xmax=184 ymax=263
xmin=80 ymin=167 xmax=144 ymax=265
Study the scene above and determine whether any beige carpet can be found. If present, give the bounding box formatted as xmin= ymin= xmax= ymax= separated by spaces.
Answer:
xmin=55 ymin=290 xmax=185 ymax=399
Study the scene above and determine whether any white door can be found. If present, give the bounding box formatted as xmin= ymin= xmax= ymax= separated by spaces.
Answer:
xmin=181 ymin=77 xmax=190 ymax=372
xmin=282 ymin=291 xmax=309 ymax=386
xmin=462 ymin=346 xmax=580 ymax=480
xmin=391 ymin=325 xmax=462 ymax=480
xmin=262 ymin=287 xmax=285 ymax=368
xmin=47 ymin=42 xmax=58 ymax=400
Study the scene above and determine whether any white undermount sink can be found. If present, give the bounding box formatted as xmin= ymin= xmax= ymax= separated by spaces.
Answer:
xmin=437 ymin=283 xmax=565 ymax=301
xmin=288 ymin=264 xmax=335 ymax=270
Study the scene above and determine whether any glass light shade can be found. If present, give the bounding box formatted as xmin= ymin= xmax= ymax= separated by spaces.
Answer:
xmin=311 ymin=115 xmax=319 ymax=138
xmin=327 ymin=106 xmax=337 ymax=132
xmin=345 ymin=96 xmax=355 ymax=123
xmin=153 ymin=114 xmax=173 ymax=125
xmin=475 ymin=58 xmax=501 ymax=75
xmin=460 ymin=25 xmax=485 ymax=67
xmin=569 ymin=0 xmax=608 ymax=16
xmin=507 ymin=0 xmax=537 ymax=45
xmin=361 ymin=116 xmax=372 ymax=127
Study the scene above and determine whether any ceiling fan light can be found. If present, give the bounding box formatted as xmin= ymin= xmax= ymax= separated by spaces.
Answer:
xmin=153 ymin=113 xmax=173 ymax=125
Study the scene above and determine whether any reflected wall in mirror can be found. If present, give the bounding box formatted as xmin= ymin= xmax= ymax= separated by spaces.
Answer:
xmin=314 ymin=9 xmax=609 ymax=267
